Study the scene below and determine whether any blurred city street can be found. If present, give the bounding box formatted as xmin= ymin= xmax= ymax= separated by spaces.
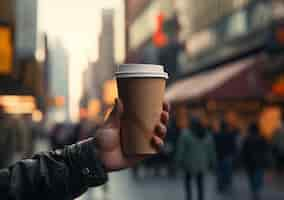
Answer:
xmin=34 ymin=140 xmax=284 ymax=200
xmin=77 ymin=169 xmax=284 ymax=200
xmin=2 ymin=0 xmax=284 ymax=199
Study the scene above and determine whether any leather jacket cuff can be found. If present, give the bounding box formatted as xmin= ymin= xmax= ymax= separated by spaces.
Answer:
xmin=63 ymin=138 xmax=108 ymax=193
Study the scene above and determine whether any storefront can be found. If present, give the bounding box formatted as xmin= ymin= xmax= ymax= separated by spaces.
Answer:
xmin=166 ymin=0 xmax=284 ymax=136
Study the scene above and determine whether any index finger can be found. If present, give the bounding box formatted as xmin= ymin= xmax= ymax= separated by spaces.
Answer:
xmin=163 ymin=102 xmax=170 ymax=112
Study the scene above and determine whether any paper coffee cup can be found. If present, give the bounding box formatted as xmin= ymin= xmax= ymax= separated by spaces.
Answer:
xmin=115 ymin=64 xmax=168 ymax=156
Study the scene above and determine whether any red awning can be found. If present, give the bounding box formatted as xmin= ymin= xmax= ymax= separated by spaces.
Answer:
xmin=165 ymin=58 xmax=268 ymax=103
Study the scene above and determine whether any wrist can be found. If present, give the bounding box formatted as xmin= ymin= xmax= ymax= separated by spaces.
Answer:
xmin=92 ymin=137 xmax=110 ymax=172
xmin=65 ymin=138 xmax=108 ymax=189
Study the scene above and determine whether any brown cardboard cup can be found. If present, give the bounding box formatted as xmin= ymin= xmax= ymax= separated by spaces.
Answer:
xmin=115 ymin=64 xmax=168 ymax=156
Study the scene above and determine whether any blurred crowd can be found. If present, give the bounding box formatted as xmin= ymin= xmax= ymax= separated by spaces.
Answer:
xmin=132 ymin=107 xmax=284 ymax=200
xmin=0 ymin=103 xmax=98 ymax=167
xmin=0 ymin=105 xmax=44 ymax=169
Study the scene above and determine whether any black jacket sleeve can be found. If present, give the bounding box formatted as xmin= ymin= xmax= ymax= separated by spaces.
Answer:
xmin=0 ymin=138 xmax=108 ymax=200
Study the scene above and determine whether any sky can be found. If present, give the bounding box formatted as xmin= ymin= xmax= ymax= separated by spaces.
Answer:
xmin=38 ymin=0 xmax=125 ymax=122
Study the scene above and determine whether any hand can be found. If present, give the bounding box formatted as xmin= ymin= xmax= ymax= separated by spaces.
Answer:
xmin=96 ymin=99 xmax=170 ymax=172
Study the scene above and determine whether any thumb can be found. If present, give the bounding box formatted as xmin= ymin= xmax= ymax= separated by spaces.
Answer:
xmin=105 ymin=98 xmax=123 ymax=127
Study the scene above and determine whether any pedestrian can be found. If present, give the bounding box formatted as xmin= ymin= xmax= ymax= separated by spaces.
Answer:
xmin=211 ymin=118 xmax=225 ymax=193
xmin=176 ymin=118 xmax=216 ymax=200
xmin=0 ymin=105 xmax=17 ymax=168
xmin=241 ymin=123 xmax=270 ymax=200
xmin=213 ymin=119 xmax=239 ymax=195
xmin=0 ymin=99 xmax=170 ymax=200
xmin=12 ymin=116 xmax=33 ymax=160
xmin=165 ymin=117 xmax=180 ymax=178
xmin=271 ymin=123 xmax=284 ymax=185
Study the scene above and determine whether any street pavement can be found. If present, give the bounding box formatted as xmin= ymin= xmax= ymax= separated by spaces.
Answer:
xmin=34 ymin=139 xmax=283 ymax=200
xmin=77 ymin=169 xmax=284 ymax=200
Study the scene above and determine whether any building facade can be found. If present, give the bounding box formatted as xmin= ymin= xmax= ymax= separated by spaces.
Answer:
xmin=125 ymin=0 xmax=175 ymax=58
xmin=0 ymin=0 xmax=14 ymax=23
xmin=0 ymin=0 xmax=44 ymax=114
xmin=176 ymin=0 xmax=250 ymax=40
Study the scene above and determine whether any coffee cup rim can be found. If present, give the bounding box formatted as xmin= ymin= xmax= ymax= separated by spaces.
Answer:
xmin=115 ymin=64 xmax=169 ymax=79
xmin=115 ymin=72 xmax=168 ymax=79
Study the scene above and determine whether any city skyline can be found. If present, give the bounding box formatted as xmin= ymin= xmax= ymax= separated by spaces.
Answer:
xmin=38 ymin=0 xmax=125 ymax=121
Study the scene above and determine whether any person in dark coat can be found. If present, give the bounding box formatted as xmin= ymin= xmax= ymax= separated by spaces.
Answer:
xmin=271 ymin=125 xmax=284 ymax=176
xmin=213 ymin=120 xmax=239 ymax=195
xmin=0 ymin=105 xmax=17 ymax=168
xmin=0 ymin=99 xmax=170 ymax=200
xmin=176 ymin=118 xmax=216 ymax=200
xmin=241 ymin=123 xmax=270 ymax=200
xmin=212 ymin=119 xmax=225 ymax=192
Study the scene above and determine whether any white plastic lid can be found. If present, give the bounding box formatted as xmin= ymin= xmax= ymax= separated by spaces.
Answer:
xmin=115 ymin=64 xmax=168 ymax=79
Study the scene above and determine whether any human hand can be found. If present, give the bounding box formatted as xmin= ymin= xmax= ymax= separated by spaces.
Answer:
xmin=96 ymin=99 xmax=170 ymax=172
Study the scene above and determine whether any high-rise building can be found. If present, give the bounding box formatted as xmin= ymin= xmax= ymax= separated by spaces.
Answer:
xmin=15 ymin=0 xmax=38 ymax=59
xmin=48 ymin=39 xmax=70 ymax=122
xmin=96 ymin=9 xmax=115 ymax=84
xmin=82 ymin=9 xmax=116 ymax=108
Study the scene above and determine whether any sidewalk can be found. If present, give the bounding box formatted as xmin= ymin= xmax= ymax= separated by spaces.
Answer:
xmin=77 ymin=169 xmax=284 ymax=200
